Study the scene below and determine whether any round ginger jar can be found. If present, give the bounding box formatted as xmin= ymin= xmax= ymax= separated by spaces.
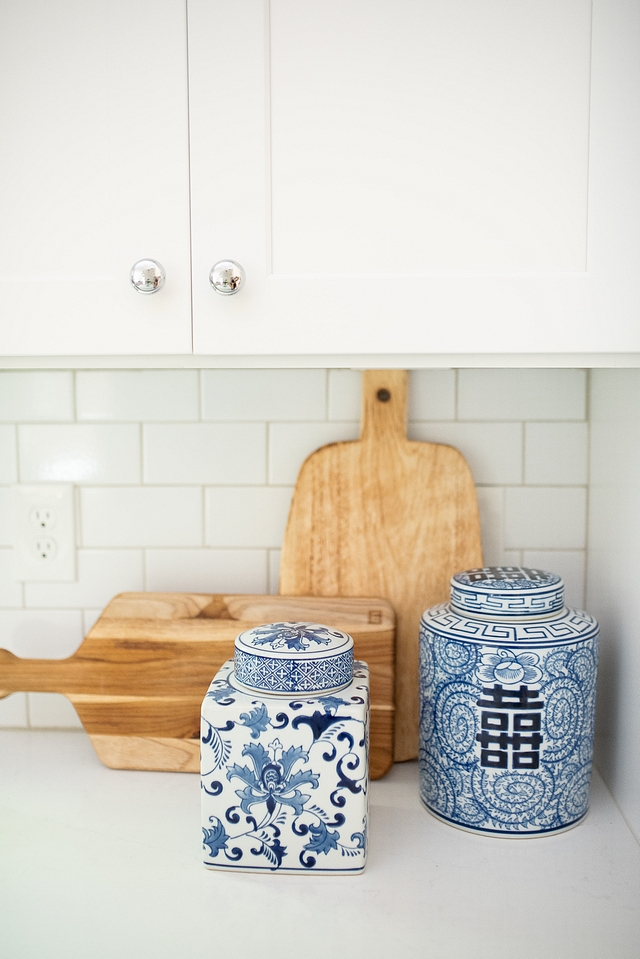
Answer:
xmin=419 ymin=566 xmax=599 ymax=837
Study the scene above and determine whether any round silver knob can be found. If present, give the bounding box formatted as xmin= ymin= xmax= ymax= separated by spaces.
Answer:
xmin=209 ymin=260 xmax=245 ymax=295
xmin=130 ymin=259 xmax=166 ymax=294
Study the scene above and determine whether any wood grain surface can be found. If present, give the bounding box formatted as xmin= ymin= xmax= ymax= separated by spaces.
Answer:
xmin=0 ymin=593 xmax=395 ymax=778
xmin=279 ymin=370 xmax=483 ymax=762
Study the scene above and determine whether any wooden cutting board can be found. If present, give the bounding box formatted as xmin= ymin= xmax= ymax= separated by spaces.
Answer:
xmin=0 ymin=592 xmax=395 ymax=779
xmin=280 ymin=370 xmax=483 ymax=762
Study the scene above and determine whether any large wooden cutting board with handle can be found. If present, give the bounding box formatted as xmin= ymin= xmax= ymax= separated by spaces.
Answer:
xmin=280 ymin=370 xmax=483 ymax=761
xmin=0 ymin=592 xmax=395 ymax=778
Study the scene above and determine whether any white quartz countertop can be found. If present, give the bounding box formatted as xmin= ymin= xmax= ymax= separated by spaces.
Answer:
xmin=1 ymin=730 xmax=639 ymax=959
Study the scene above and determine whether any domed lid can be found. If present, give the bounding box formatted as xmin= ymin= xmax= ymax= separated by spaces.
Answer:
xmin=450 ymin=566 xmax=564 ymax=619
xmin=233 ymin=622 xmax=354 ymax=694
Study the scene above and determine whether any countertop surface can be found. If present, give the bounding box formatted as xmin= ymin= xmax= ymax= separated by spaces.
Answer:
xmin=1 ymin=730 xmax=639 ymax=959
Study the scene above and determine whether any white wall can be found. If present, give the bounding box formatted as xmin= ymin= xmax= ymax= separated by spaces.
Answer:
xmin=0 ymin=367 xmax=589 ymax=729
xmin=587 ymin=369 xmax=640 ymax=841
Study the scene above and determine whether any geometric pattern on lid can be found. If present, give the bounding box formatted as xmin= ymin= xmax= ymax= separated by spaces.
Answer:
xmin=450 ymin=567 xmax=564 ymax=619
xmin=234 ymin=647 xmax=354 ymax=694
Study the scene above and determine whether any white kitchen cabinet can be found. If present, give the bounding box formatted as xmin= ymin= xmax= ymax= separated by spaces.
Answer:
xmin=2 ymin=1 xmax=639 ymax=359
xmin=190 ymin=0 xmax=640 ymax=356
xmin=0 ymin=0 xmax=192 ymax=355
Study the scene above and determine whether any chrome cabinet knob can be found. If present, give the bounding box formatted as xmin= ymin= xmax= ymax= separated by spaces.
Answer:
xmin=209 ymin=260 xmax=245 ymax=295
xmin=130 ymin=259 xmax=166 ymax=294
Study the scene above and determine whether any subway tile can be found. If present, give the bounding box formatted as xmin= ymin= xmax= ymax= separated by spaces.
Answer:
xmin=145 ymin=549 xmax=267 ymax=594
xmin=202 ymin=370 xmax=326 ymax=421
xmin=25 ymin=550 xmax=144 ymax=608
xmin=76 ymin=370 xmax=199 ymax=421
xmin=502 ymin=550 xmax=522 ymax=567
xmin=28 ymin=693 xmax=83 ymax=729
xmin=328 ymin=370 xmax=456 ymax=422
xmin=0 ymin=426 xmax=17 ymax=483
xmin=144 ymin=424 xmax=266 ymax=484
xmin=0 ymin=549 xmax=23 ymax=606
xmin=269 ymin=423 xmax=359 ymax=485
xmin=268 ymin=549 xmax=281 ymax=595
xmin=524 ymin=422 xmax=588 ymax=485
xmin=0 ymin=609 xmax=83 ymax=658
xmin=19 ymin=425 xmax=140 ymax=483
xmin=83 ymin=609 xmax=103 ymax=634
xmin=0 ymin=372 xmax=73 ymax=422
xmin=476 ymin=487 xmax=505 ymax=566
xmin=81 ymin=487 xmax=202 ymax=547
xmin=522 ymin=550 xmax=586 ymax=608
xmin=458 ymin=369 xmax=587 ymax=421
xmin=409 ymin=370 xmax=456 ymax=421
xmin=205 ymin=487 xmax=293 ymax=548
xmin=505 ymin=487 xmax=587 ymax=549
xmin=328 ymin=370 xmax=361 ymax=421
xmin=0 ymin=487 xmax=11 ymax=545
xmin=409 ymin=422 xmax=522 ymax=485
xmin=0 ymin=693 xmax=28 ymax=728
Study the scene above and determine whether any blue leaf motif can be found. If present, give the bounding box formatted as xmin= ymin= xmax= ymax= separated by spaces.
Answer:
xmin=203 ymin=819 xmax=229 ymax=858
xmin=238 ymin=703 xmax=271 ymax=739
xmin=303 ymin=820 xmax=340 ymax=856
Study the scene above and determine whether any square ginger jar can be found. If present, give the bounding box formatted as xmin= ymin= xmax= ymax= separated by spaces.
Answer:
xmin=201 ymin=621 xmax=370 ymax=874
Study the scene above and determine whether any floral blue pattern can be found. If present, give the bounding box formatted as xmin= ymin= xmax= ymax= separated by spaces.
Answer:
xmin=476 ymin=649 xmax=542 ymax=685
xmin=201 ymin=660 xmax=369 ymax=873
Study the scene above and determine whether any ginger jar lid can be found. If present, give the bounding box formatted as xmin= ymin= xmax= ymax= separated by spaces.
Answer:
xmin=233 ymin=621 xmax=354 ymax=694
xmin=450 ymin=566 xmax=564 ymax=619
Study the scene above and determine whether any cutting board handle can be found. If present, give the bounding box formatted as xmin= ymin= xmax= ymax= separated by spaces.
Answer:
xmin=361 ymin=370 xmax=408 ymax=444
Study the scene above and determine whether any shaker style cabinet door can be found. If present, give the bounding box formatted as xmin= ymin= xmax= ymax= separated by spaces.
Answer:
xmin=0 ymin=0 xmax=191 ymax=355
xmin=189 ymin=0 xmax=640 ymax=355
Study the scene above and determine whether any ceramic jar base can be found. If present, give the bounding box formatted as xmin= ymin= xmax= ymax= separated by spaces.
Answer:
xmin=420 ymin=798 xmax=588 ymax=839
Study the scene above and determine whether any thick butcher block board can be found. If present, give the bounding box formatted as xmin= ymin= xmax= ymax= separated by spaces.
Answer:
xmin=0 ymin=593 xmax=395 ymax=779
xmin=280 ymin=370 xmax=483 ymax=762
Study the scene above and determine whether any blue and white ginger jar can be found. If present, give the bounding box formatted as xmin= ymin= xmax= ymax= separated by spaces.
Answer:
xmin=201 ymin=621 xmax=369 ymax=873
xmin=419 ymin=567 xmax=599 ymax=837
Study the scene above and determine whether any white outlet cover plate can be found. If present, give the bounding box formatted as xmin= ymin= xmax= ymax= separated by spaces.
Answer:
xmin=11 ymin=485 xmax=76 ymax=582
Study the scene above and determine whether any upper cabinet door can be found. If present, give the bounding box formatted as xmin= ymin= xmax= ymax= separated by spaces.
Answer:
xmin=0 ymin=0 xmax=191 ymax=355
xmin=189 ymin=0 xmax=640 ymax=355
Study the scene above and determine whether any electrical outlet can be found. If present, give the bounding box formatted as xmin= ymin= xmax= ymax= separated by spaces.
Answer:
xmin=12 ymin=485 xmax=76 ymax=582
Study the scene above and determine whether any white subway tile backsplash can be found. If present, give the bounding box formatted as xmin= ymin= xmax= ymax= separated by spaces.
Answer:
xmin=409 ymin=422 xmax=523 ymax=485
xmin=81 ymin=487 xmax=202 ymax=547
xmin=458 ymin=369 xmax=587 ymax=421
xmin=82 ymin=609 xmax=103 ymax=634
xmin=0 ymin=549 xmax=23 ymax=606
xmin=409 ymin=370 xmax=456 ymax=421
xmin=27 ymin=693 xmax=83 ymax=729
xmin=269 ymin=549 xmax=282 ymax=595
xmin=0 ymin=487 xmax=12 ymax=546
xmin=205 ymin=487 xmax=293 ymax=548
xmin=202 ymin=370 xmax=326 ymax=421
xmin=19 ymin=425 xmax=141 ymax=483
xmin=145 ymin=548 xmax=267 ymax=594
xmin=76 ymin=370 xmax=199 ymax=422
xmin=143 ymin=424 xmax=266 ymax=484
xmin=476 ymin=487 xmax=505 ymax=565
xmin=328 ymin=370 xmax=361 ymax=421
xmin=0 ymin=693 xmax=28 ymax=728
xmin=0 ymin=368 xmax=590 ymax=658
xmin=0 ymin=609 xmax=83 ymax=658
xmin=505 ymin=487 xmax=587 ymax=549
xmin=24 ymin=550 xmax=144 ymax=608
xmin=269 ymin=422 xmax=359 ymax=484
xmin=522 ymin=550 xmax=586 ymax=608
xmin=0 ymin=372 xmax=73 ymax=422
xmin=524 ymin=422 xmax=588 ymax=485
xmin=0 ymin=426 xmax=17 ymax=483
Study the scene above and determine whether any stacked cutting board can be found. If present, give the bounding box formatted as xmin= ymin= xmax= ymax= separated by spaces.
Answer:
xmin=0 ymin=592 xmax=396 ymax=779
xmin=0 ymin=369 xmax=482 ymax=775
